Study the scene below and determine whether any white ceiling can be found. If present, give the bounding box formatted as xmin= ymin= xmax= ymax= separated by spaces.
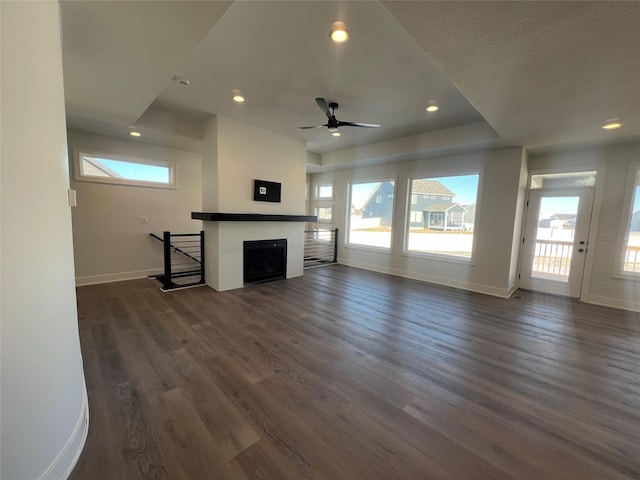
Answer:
xmin=60 ymin=1 xmax=640 ymax=171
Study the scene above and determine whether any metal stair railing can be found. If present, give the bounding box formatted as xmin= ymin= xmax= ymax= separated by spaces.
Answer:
xmin=149 ymin=231 xmax=205 ymax=291
xmin=304 ymin=228 xmax=338 ymax=269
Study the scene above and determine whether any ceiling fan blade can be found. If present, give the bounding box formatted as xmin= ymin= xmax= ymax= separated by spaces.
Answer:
xmin=315 ymin=98 xmax=332 ymax=118
xmin=299 ymin=123 xmax=328 ymax=129
xmin=338 ymin=121 xmax=381 ymax=128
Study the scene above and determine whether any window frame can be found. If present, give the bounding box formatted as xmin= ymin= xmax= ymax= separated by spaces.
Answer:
xmin=346 ymin=177 xmax=397 ymax=252
xmin=74 ymin=149 xmax=176 ymax=189
xmin=314 ymin=182 xmax=334 ymax=200
xmin=314 ymin=205 xmax=333 ymax=223
xmin=403 ymin=171 xmax=481 ymax=263
xmin=616 ymin=162 xmax=640 ymax=279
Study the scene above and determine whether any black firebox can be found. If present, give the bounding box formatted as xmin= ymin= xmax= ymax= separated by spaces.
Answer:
xmin=243 ymin=239 xmax=287 ymax=285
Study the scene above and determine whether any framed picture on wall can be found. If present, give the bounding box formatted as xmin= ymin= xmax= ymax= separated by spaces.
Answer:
xmin=253 ymin=179 xmax=281 ymax=203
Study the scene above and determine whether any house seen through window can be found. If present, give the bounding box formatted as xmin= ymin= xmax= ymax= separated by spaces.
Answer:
xmin=348 ymin=180 xmax=395 ymax=250
xmin=406 ymin=174 xmax=479 ymax=259
xmin=622 ymin=167 xmax=640 ymax=273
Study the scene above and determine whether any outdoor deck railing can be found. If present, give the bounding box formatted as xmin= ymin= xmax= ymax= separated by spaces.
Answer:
xmin=624 ymin=246 xmax=640 ymax=272
xmin=532 ymin=241 xmax=640 ymax=277
xmin=532 ymin=239 xmax=573 ymax=276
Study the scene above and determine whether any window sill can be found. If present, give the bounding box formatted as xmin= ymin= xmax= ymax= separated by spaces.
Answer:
xmin=344 ymin=244 xmax=392 ymax=255
xmin=400 ymin=250 xmax=476 ymax=266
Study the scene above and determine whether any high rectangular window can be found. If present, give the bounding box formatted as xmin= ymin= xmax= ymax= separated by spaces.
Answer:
xmin=406 ymin=174 xmax=479 ymax=259
xmin=76 ymin=151 xmax=175 ymax=188
xmin=348 ymin=180 xmax=395 ymax=250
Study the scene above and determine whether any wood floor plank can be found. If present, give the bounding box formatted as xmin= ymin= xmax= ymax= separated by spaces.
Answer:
xmin=70 ymin=265 xmax=640 ymax=479
xmin=159 ymin=348 xmax=262 ymax=460
xmin=148 ymin=387 xmax=247 ymax=480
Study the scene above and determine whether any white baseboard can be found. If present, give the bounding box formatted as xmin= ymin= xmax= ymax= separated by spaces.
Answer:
xmin=339 ymin=259 xmax=512 ymax=298
xmin=40 ymin=382 xmax=89 ymax=480
xmin=75 ymin=268 xmax=163 ymax=286
xmin=587 ymin=294 xmax=640 ymax=313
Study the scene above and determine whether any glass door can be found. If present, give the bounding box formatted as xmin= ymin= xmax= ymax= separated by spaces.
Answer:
xmin=520 ymin=189 xmax=594 ymax=297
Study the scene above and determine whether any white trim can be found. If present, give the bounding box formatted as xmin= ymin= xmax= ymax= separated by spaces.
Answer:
xmin=615 ymin=162 xmax=640 ymax=277
xmin=519 ymin=164 xmax=606 ymax=303
xmin=404 ymin=170 xmax=483 ymax=264
xmin=339 ymin=258 xmax=512 ymax=298
xmin=75 ymin=268 xmax=163 ymax=286
xmin=346 ymin=177 xmax=398 ymax=252
xmin=40 ymin=382 xmax=89 ymax=480
xmin=400 ymin=250 xmax=476 ymax=266
xmin=587 ymin=294 xmax=640 ymax=313
xmin=313 ymin=182 xmax=334 ymax=200
xmin=314 ymin=205 xmax=333 ymax=223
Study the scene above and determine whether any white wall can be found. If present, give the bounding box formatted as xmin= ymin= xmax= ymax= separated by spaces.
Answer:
xmin=529 ymin=142 xmax=640 ymax=311
xmin=216 ymin=116 xmax=306 ymax=213
xmin=202 ymin=116 xmax=307 ymax=290
xmin=68 ymin=130 xmax=203 ymax=285
xmin=310 ymin=147 xmax=526 ymax=297
xmin=1 ymin=3 xmax=88 ymax=478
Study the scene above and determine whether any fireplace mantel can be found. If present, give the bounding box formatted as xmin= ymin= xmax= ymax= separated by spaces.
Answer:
xmin=192 ymin=212 xmax=317 ymax=222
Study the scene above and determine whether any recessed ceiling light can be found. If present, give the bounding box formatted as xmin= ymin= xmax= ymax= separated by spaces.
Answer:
xmin=330 ymin=21 xmax=348 ymax=43
xmin=331 ymin=131 xmax=341 ymax=137
xmin=231 ymin=89 xmax=245 ymax=103
xmin=602 ymin=119 xmax=622 ymax=130
xmin=426 ymin=100 xmax=439 ymax=113
xmin=129 ymin=131 xmax=141 ymax=137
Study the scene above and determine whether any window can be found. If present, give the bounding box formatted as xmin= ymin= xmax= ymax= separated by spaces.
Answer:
xmin=411 ymin=195 xmax=417 ymax=205
xmin=315 ymin=206 xmax=333 ymax=222
xmin=348 ymin=180 xmax=395 ymax=250
xmin=530 ymin=171 xmax=596 ymax=189
xmin=315 ymin=183 xmax=333 ymax=199
xmin=76 ymin=151 xmax=175 ymax=188
xmin=410 ymin=211 xmax=423 ymax=223
xmin=621 ymin=166 xmax=640 ymax=274
xmin=406 ymin=174 xmax=479 ymax=259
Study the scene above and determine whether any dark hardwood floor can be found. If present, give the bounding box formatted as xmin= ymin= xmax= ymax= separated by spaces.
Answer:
xmin=70 ymin=265 xmax=640 ymax=479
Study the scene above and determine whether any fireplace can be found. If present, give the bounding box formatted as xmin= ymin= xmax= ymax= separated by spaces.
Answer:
xmin=243 ymin=239 xmax=287 ymax=285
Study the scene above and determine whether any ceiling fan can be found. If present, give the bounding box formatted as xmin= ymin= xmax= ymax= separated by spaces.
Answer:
xmin=299 ymin=97 xmax=381 ymax=133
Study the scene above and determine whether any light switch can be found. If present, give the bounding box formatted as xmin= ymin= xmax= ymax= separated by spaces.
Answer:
xmin=67 ymin=189 xmax=77 ymax=207
xmin=138 ymin=216 xmax=149 ymax=224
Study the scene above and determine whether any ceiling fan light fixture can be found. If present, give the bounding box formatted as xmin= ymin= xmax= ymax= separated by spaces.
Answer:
xmin=331 ymin=131 xmax=341 ymax=137
xmin=330 ymin=21 xmax=348 ymax=43
xmin=173 ymin=76 xmax=191 ymax=87
xmin=231 ymin=89 xmax=245 ymax=103
xmin=426 ymin=100 xmax=439 ymax=113
xmin=602 ymin=118 xmax=622 ymax=130
xmin=328 ymin=126 xmax=338 ymax=132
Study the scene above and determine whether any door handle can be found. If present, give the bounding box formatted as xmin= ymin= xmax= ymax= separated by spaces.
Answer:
xmin=578 ymin=248 xmax=585 ymax=253
xmin=579 ymin=241 xmax=585 ymax=245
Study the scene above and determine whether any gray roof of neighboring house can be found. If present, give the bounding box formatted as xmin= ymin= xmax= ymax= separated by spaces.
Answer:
xmin=412 ymin=179 xmax=455 ymax=196
xmin=425 ymin=203 xmax=467 ymax=212
xmin=550 ymin=213 xmax=576 ymax=220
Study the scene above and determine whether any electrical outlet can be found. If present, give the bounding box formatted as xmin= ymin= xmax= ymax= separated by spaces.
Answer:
xmin=600 ymin=282 xmax=609 ymax=290
xmin=138 ymin=216 xmax=149 ymax=224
